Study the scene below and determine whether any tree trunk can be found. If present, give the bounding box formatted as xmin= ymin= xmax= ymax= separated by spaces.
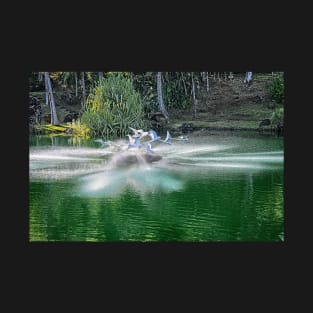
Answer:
xmin=157 ymin=72 xmax=169 ymax=120
xmin=45 ymin=73 xmax=49 ymax=105
xmin=201 ymin=72 xmax=205 ymax=82
xmin=181 ymin=72 xmax=187 ymax=96
xmin=81 ymin=72 xmax=86 ymax=106
xmin=191 ymin=72 xmax=197 ymax=118
xmin=44 ymin=72 xmax=59 ymax=125
xmin=206 ymin=72 xmax=209 ymax=93
xmin=99 ymin=72 xmax=103 ymax=80
xmin=244 ymin=71 xmax=253 ymax=85
xmin=74 ymin=72 xmax=78 ymax=96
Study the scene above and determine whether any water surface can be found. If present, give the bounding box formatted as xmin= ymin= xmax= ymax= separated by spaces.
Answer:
xmin=29 ymin=132 xmax=284 ymax=242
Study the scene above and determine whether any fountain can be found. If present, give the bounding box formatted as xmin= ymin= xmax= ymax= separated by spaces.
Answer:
xmin=29 ymin=131 xmax=283 ymax=199
xmin=95 ymin=128 xmax=183 ymax=167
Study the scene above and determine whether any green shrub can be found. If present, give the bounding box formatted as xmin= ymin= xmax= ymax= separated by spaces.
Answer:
xmin=132 ymin=72 xmax=193 ymax=112
xmin=81 ymin=72 xmax=145 ymax=138
xmin=163 ymin=78 xmax=191 ymax=110
xmin=271 ymin=107 xmax=284 ymax=126
xmin=269 ymin=74 xmax=284 ymax=104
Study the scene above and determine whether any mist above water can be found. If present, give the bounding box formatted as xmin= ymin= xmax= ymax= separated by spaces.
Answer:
xmin=29 ymin=136 xmax=283 ymax=196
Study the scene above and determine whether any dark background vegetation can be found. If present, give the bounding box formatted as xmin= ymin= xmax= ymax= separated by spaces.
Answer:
xmin=29 ymin=71 xmax=284 ymax=138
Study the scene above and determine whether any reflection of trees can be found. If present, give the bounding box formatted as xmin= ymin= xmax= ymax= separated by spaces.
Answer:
xmin=29 ymin=183 xmax=49 ymax=241
xmin=237 ymin=170 xmax=283 ymax=241
xmin=237 ymin=172 xmax=259 ymax=240
xmin=252 ymin=171 xmax=284 ymax=240
xmin=30 ymin=181 xmax=89 ymax=241
xmin=29 ymin=169 xmax=284 ymax=242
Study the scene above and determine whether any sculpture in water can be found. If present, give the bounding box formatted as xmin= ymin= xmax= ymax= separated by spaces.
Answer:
xmin=95 ymin=127 xmax=188 ymax=166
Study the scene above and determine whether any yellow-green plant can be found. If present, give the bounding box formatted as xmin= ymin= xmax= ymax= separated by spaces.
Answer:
xmin=34 ymin=119 xmax=90 ymax=139
xmin=81 ymin=72 xmax=145 ymax=138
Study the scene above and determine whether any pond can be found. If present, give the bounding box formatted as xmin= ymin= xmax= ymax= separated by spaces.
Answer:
xmin=29 ymin=131 xmax=284 ymax=242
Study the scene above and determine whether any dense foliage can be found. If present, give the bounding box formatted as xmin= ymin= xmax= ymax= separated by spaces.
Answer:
xmin=132 ymin=72 xmax=201 ymax=112
xmin=271 ymin=107 xmax=284 ymax=126
xmin=81 ymin=73 xmax=145 ymax=138
xmin=269 ymin=74 xmax=284 ymax=104
xmin=29 ymin=71 xmax=285 ymax=137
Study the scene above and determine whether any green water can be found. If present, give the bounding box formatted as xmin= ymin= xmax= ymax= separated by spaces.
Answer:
xmin=29 ymin=132 xmax=284 ymax=242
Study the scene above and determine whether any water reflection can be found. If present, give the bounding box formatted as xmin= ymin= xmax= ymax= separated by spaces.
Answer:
xmin=78 ymin=167 xmax=184 ymax=197
xmin=29 ymin=133 xmax=284 ymax=242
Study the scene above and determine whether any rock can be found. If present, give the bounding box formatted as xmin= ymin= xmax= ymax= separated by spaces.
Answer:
xmin=182 ymin=123 xmax=194 ymax=133
xmin=259 ymin=118 xmax=271 ymax=128
xmin=149 ymin=112 xmax=167 ymax=131
xmin=63 ymin=112 xmax=79 ymax=123
xmin=253 ymin=95 xmax=264 ymax=103
xmin=112 ymin=152 xmax=162 ymax=167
